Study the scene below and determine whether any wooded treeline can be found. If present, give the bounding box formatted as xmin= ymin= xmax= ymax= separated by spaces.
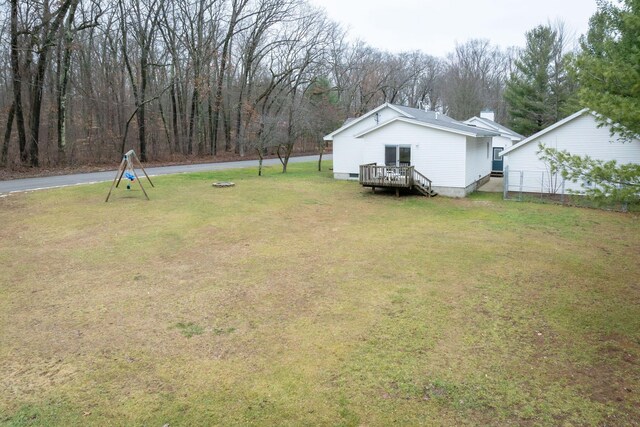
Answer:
xmin=0 ymin=0 xmax=576 ymax=168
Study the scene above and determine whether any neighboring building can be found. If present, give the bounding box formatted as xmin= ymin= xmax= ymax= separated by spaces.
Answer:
xmin=464 ymin=111 xmax=523 ymax=175
xmin=324 ymin=103 xmax=498 ymax=197
xmin=500 ymin=109 xmax=640 ymax=195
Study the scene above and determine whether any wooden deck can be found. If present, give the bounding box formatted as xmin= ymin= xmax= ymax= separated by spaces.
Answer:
xmin=358 ymin=163 xmax=436 ymax=197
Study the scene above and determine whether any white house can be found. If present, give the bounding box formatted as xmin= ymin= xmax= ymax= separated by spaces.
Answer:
xmin=324 ymin=103 xmax=498 ymax=197
xmin=500 ymin=109 xmax=640 ymax=195
xmin=464 ymin=111 xmax=523 ymax=175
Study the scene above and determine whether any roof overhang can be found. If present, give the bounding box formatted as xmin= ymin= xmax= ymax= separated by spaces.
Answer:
xmin=464 ymin=116 xmax=501 ymax=132
xmin=354 ymin=117 xmax=497 ymax=139
xmin=323 ymin=103 xmax=412 ymax=141
xmin=464 ymin=116 xmax=524 ymax=140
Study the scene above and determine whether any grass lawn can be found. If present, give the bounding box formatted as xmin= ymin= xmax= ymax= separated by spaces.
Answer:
xmin=1 ymin=162 xmax=639 ymax=426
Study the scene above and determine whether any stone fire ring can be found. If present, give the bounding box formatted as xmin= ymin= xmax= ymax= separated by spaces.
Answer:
xmin=212 ymin=182 xmax=235 ymax=188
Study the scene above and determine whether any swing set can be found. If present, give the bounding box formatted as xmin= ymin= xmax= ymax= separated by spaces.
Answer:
xmin=105 ymin=150 xmax=154 ymax=202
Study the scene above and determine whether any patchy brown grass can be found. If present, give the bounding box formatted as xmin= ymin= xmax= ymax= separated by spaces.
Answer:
xmin=0 ymin=162 xmax=639 ymax=426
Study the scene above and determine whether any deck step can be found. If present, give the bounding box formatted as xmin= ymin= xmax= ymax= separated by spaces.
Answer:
xmin=414 ymin=184 xmax=438 ymax=197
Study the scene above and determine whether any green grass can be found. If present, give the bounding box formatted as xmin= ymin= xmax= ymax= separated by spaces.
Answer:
xmin=172 ymin=322 xmax=205 ymax=338
xmin=1 ymin=161 xmax=639 ymax=426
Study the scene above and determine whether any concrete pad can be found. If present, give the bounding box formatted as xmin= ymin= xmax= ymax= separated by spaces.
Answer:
xmin=478 ymin=177 xmax=503 ymax=193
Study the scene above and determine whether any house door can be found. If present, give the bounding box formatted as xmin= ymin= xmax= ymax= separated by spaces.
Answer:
xmin=385 ymin=145 xmax=411 ymax=167
xmin=492 ymin=147 xmax=503 ymax=172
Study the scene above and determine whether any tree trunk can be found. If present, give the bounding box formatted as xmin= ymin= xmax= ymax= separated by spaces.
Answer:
xmin=170 ymin=76 xmax=180 ymax=154
xmin=10 ymin=0 xmax=27 ymax=164
xmin=28 ymin=0 xmax=75 ymax=167
xmin=258 ymin=153 xmax=263 ymax=176
xmin=57 ymin=2 xmax=78 ymax=165
xmin=2 ymin=103 xmax=15 ymax=166
xmin=318 ymin=146 xmax=324 ymax=172
xmin=188 ymin=84 xmax=199 ymax=155
xmin=224 ymin=38 xmax=234 ymax=152
xmin=211 ymin=1 xmax=246 ymax=155
xmin=29 ymin=52 xmax=50 ymax=167
xmin=281 ymin=88 xmax=298 ymax=174
xmin=222 ymin=97 xmax=232 ymax=152
xmin=158 ymin=98 xmax=172 ymax=154
xmin=138 ymin=54 xmax=148 ymax=162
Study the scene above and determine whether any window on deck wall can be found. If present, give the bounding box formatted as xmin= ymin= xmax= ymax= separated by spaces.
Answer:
xmin=385 ymin=145 xmax=411 ymax=167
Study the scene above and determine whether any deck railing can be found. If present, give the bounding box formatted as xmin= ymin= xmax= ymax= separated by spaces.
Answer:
xmin=411 ymin=168 xmax=433 ymax=196
xmin=359 ymin=163 xmax=413 ymax=187
xmin=359 ymin=163 xmax=434 ymax=196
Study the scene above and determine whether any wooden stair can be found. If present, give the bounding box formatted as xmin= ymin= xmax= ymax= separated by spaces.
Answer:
xmin=414 ymin=182 xmax=438 ymax=197
xmin=411 ymin=168 xmax=438 ymax=197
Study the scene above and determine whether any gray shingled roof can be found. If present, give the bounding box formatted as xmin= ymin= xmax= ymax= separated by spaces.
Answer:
xmin=471 ymin=116 xmax=524 ymax=139
xmin=393 ymin=105 xmax=498 ymax=137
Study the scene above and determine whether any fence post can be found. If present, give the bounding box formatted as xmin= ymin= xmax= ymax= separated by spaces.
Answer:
xmin=561 ymin=180 xmax=565 ymax=204
xmin=519 ymin=170 xmax=524 ymax=200
xmin=503 ymin=165 xmax=509 ymax=199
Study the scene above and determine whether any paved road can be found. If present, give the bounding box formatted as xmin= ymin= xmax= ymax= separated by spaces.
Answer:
xmin=0 ymin=154 xmax=331 ymax=194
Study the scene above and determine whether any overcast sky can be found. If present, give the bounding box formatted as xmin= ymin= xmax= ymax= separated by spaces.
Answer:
xmin=308 ymin=0 xmax=598 ymax=57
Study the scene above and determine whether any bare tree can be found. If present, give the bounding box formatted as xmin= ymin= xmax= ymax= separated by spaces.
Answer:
xmin=440 ymin=39 xmax=509 ymax=120
xmin=118 ymin=0 xmax=165 ymax=161
xmin=56 ymin=0 xmax=102 ymax=164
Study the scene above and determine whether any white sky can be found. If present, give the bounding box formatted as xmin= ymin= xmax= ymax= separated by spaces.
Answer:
xmin=308 ymin=0 xmax=598 ymax=57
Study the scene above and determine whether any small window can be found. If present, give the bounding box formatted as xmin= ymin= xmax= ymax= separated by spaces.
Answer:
xmin=486 ymin=142 xmax=490 ymax=158
xmin=493 ymin=147 xmax=502 ymax=160
xmin=349 ymin=173 xmax=359 ymax=178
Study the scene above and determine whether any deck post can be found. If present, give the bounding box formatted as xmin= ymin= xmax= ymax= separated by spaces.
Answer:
xmin=396 ymin=188 xmax=400 ymax=197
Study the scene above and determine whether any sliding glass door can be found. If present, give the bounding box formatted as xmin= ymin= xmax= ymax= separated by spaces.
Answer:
xmin=385 ymin=145 xmax=411 ymax=167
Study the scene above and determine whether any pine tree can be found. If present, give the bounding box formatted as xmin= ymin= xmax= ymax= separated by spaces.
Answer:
xmin=575 ymin=0 xmax=640 ymax=140
xmin=504 ymin=25 xmax=576 ymax=136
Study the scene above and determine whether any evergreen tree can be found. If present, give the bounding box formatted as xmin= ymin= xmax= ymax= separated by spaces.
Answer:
xmin=536 ymin=0 xmax=640 ymax=206
xmin=575 ymin=0 xmax=640 ymax=140
xmin=505 ymin=25 xmax=576 ymax=136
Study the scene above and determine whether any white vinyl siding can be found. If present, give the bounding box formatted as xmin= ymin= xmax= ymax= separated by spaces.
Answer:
xmin=359 ymin=120 xmax=467 ymax=188
xmin=505 ymin=113 xmax=640 ymax=194
xmin=491 ymin=135 xmax=513 ymax=151
xmin=465 ymin=137 xmax=492 ymax=186
xmin=333 ymin=136 xmax=364 ymax=177
xmin=332 ymin=106 xmax=405 ymax=176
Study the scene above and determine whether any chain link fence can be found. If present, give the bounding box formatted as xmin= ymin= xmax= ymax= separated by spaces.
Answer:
xmin=503 ymin=166 xmax=567 ymax=202
xmin=502 ymin=166 xmax=635 ymax=211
